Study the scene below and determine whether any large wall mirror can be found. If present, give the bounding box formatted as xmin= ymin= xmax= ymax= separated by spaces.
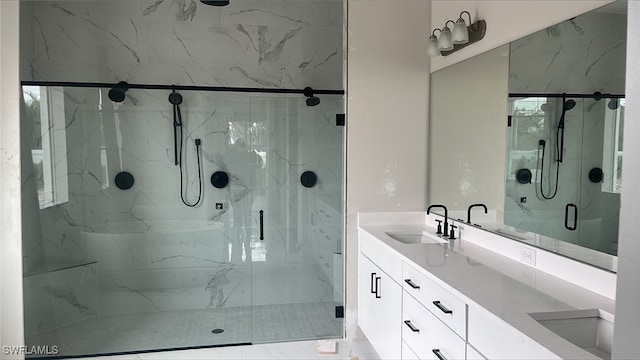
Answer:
xmin=429 ymin=0 xmax=626 ymax=272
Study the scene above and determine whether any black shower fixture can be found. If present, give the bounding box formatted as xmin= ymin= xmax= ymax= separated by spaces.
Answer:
xmin=608 ymin=99 xmax=620 ymax=110
xmin=200 ymin=0 xmax=230 ymax=5
xmin=303 ymin=87 xmax=320 ymax=107
xmin=108 ymin=81 xmax=129 ymax=103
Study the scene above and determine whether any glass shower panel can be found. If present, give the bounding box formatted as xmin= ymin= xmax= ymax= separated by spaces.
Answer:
xmin=249 ymin=94 xmax=344 ymax=343
xmin=21 ymin=86 xmax=254 ymax=357
xmin=576 ymin=98 xmax=622 ymax=255
xmin=504 ymin=97 xmax=583 ymax=245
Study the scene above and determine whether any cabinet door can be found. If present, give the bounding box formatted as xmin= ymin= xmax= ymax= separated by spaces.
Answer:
xmin=359 ymin=254 xmax=402 ymax=360
xmin=358 ymin=253 xmax=378 ymax=341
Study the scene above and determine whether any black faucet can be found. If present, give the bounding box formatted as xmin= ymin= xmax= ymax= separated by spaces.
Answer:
xmin=427 ymin=204 xmax=449 ymax=237
xmin=467 ymin=203 xmax=488 ymax=224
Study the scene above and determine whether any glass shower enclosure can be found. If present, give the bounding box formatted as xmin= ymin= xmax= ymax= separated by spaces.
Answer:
xmin=505 ymin=95 xmax=623 ymax=255
xmin=20 ymin=83 xmax=344 ymax=357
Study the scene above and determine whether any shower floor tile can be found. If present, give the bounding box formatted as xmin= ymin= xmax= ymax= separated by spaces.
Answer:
xmin=26 ymin=302 xmax=342 ymax=358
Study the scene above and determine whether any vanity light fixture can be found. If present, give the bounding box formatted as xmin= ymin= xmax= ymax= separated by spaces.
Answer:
xmin=438 ymin=21 xmax=455 ymax=51
xmin=428 ymin=11 xmax=487 ymax=57
xmin=427 ymin=29 xmax=442 ymax=56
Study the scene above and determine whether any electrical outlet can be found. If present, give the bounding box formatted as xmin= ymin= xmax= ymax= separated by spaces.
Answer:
xmin=520 ymin=246 xmax=536 ymax=266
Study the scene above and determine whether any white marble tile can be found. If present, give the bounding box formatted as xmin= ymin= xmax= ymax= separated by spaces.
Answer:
xmin=23 ymin=0 xmax=343 ymax=89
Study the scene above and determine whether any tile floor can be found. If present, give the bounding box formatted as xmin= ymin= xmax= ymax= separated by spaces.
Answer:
xmin=83 ymin=339 xmax=379 ymax=360
xmin=27 ymin=302 xmax=344 ymax=358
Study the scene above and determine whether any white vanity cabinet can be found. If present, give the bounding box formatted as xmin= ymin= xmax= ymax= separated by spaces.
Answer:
xmin=402 ymin=261 xmax=468 ymax=360
xmin=358 ymin=253 xmax=402 ymax=359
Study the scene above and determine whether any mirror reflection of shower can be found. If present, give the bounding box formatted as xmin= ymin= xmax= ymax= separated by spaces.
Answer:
xmin=169 ymin=90 xmax=203 ymax=207
xmin=536 ymin=97 xmax=576 ymax=200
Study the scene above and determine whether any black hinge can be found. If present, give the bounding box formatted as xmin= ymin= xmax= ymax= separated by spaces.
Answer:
xmin=507 ymin=115 xmax=512 ymax=127
xmin=336 ymin=114 xmax=345 ymax=126
xmin=335 ymin=305 xmax=344 ymax=318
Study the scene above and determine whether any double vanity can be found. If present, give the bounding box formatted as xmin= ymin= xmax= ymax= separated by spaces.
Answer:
xmin=357 ymin=212 xmax=616 ymax=360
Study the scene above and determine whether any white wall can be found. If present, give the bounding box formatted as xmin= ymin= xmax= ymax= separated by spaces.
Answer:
xmin=429 ymin=45 xmax=508 ymax=213
xmin=612 ymin=1 xmax=640 ymax=357
xmin=346 ymin=0 xmax=430 ymax=339
xmin=430 ymin=0 xmax=614 ymax=72
xmin=0 ymin=1 xmax=25 ymax=359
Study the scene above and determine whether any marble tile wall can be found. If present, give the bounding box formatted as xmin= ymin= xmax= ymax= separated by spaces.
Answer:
xmin=510 ymin=11 xmax=626 ymax=95
xmin=21 ymin=0 xmax=343 ymax=90
xmin=23 ymin=263 xmax=98 ymax=337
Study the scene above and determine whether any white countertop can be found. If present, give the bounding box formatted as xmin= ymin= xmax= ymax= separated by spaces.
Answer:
xmin=358 ymin=215 xmax=616 ymax=360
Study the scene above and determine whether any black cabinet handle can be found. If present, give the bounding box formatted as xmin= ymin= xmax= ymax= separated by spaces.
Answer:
xmin=404 ymin=320 xmax=420 ymax=332
xmin=433 ymin=300 xmax=453 ymax=314
xmin=433 ymin=349 xmax=447 ymax=360
xmin=404 ymin=279 xmax=420 ymax=289
xmin=259 ymin=210 xmax=264 ymax=240
xmin=564 ymin=203 xmax=577 ymax=231
xmin=375 ymin=277 xmax=381 ymax=298
xmin=370 ymin=273 xmax=377 ymax=294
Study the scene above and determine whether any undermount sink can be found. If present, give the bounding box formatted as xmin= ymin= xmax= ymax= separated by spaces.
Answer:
xmin=385 ymin=230 xmax=447 ymax=245
xmin=529 ymin=309 xmax=614 ymax=360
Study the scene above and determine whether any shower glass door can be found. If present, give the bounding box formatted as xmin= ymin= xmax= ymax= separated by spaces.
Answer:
xmin=248 ymin=94 xmax=344 ymax=343
xmin=505 ymin=96 xmax=622 ymax=254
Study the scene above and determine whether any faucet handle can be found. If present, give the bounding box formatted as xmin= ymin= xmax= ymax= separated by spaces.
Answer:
xmin=449 ymin=224 xmax=457 ymax=240
xmin=435 ymin=219 xmax=443 ymax=235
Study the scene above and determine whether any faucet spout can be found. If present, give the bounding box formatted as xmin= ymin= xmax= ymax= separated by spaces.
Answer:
xmin=427 ymin=204 xmax=449 ymax=237
xmin=467 ymin=203 xmax=488 ymax=224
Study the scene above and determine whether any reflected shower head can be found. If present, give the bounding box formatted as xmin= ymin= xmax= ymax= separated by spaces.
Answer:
xmin=108 ymin=81 xmax=129 ymax=103
xmin=564 ymin=99 xmax=576 ymax=111
xmin=200 ymin=0 xmax=230 ymax=5
xmin=608 ymin=99 xmax=620 ymax=110
xmin=303 ymin=87 xmax=320 ymax=107
xmin=168 ymin=91 xmax=183 ymax=105
xmin=540 ymin=103 xmax=549 ymax=112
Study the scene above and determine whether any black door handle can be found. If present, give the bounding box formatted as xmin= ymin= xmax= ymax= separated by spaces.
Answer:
xmin=564 ymin=203 xmax=577 ymax=231
xmin=259 ymin=210 xmax=264 ymax=240
xmin=370 ymin=273 xmax=377 ymax=294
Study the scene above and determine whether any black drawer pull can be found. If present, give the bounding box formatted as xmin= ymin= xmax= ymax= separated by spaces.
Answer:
xmin=375 ymin=277 xmax=381 ymax=298
xmin=433 ymin=349 xmax=447 ymax=360
xmin=433 ymin=300 xmax=453 ymax=314
xmin=404 ymin=279 xmax=420 ymax=289
xmin=404 ymin=320 xmax=419 ymax=332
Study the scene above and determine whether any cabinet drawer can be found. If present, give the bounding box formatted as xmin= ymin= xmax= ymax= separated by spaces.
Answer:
xmin=402 ymin=340 xmax=420 ymax=360
xmin=402 ymin=261 xmax=467 ymax=338
xmin=402 ymin=293 xmax=466 ymax=360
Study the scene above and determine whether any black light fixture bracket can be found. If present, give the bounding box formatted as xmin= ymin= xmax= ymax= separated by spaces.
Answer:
xmin=441 ymin=19 xmax=487 ymax=56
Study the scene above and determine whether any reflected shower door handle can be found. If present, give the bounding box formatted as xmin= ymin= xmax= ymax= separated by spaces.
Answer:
xmin=565 ymin=203 xmax=577 ymax=231
xmin=259 ymin=210 xmax=264 ymax=240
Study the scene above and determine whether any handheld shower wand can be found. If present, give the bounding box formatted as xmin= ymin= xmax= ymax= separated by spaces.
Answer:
xmin=537 ymin=97 xmax=576 ymax=200
xmin=169 ymin=90 xmax=203 ymax=207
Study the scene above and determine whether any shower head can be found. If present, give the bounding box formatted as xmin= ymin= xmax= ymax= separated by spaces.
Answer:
xmin=168 ymin=91 xmax=183 ymax=106
xmin=200 ymin=0 xmax=230 ymax=5
xmin=303 ymin=87 xmax=320 ymax=107
xmin=564 ymin=99 xmax=576 ymax=111
xmin=108 ymin=81 xmax=129 ymax=103
xmin=608 ymin=99 xmax=620 ymax=110
xmin=540 ymin=103 xmax=549 ymax=112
